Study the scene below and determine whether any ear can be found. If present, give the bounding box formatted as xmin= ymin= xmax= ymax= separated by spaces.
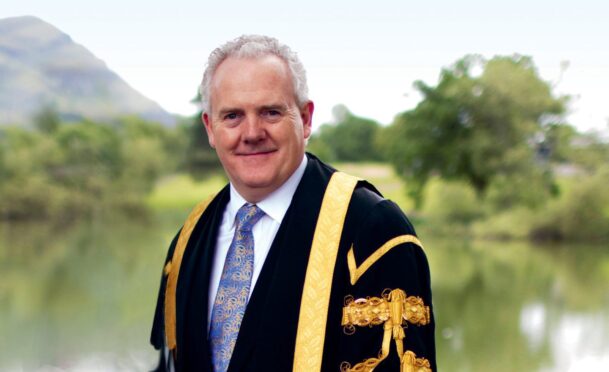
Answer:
xmin=300 ymin=100 xmax=314 ymax=139
xmin=202 ymin=112 xmax=215 ymax=148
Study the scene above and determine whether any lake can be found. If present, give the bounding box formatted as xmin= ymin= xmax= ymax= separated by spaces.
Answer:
xmin=1 ymin=212 xmax=608 ymax=371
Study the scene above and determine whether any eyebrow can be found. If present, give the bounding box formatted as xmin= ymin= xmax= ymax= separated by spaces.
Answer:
xmin=259 ymin=104 xmax=288 ymax=112
xmin=216 ymin=107 xmax=244 ymax=118
xmin=217 ymin=104 xmax=288 ymax=117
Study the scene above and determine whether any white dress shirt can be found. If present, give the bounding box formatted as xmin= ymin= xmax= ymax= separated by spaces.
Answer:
xmin=207 ymin=155 xmax=308 ymax=326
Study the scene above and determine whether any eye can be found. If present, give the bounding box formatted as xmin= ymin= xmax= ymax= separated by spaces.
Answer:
xmin=262 ymin=109 xmax=282 ymax=120
xmin=220 ymin=112 xmax=243 ymax=127
xmin=224 ymin=112 xmax=239 ymax=120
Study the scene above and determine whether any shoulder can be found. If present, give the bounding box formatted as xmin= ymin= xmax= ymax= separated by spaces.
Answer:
xmin=345 ymin=184 xmax=428 ymax=292
xmin=348 ymin=183 xmax=418 ymax=252
xmin=353 ymin=186 xmax=416 ymax=232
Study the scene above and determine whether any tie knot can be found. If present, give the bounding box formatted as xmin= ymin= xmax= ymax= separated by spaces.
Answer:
xmin=235 ymin=204 xmax=265 ymax=232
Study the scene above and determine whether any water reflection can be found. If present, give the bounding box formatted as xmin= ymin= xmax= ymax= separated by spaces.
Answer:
xmin=425 ymin=236 xmax=609 ymax=371
xmin=0 ymin=214 xmax=179 ymax=371
xmin=1 ymin=217 xmax=608 ymax=371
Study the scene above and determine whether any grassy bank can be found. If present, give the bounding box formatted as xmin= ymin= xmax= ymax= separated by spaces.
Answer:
xmin=146 ymin=173 xmax=227 ymax=211
xmin=145 ymin=163 xmax=415 ymax=212
xmin=145 ymin=163 xmax=609 ymax=243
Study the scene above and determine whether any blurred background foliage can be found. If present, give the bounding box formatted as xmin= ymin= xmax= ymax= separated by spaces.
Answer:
xmin=1 ymin=53 xmax=608 ymax=242
xmin=2 ymin=53 xmax=609 ymax=371
xmin=311 ymin=54 xmax=609 ymax=243
xmin=0 ymin=106 xmax=221 ymax=222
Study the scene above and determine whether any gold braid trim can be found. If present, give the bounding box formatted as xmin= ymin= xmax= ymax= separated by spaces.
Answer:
xmin=293 ymin=172 xmax=360 ymax=372
xmin=341 ymin=289 xmax=431 ymax=372
xmin=402 ymin=351 xmax=432 ymax=372
xmin=340 ymin=351 xmax=431 ymax=372
xmin=347 ymin=235 xmax=423 ymax=285
xmin=164 ymin=193 xmax=216 ymax=353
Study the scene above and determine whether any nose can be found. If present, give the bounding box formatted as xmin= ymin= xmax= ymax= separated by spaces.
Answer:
xmin=242 ymin=115 xmax=266 ymax=144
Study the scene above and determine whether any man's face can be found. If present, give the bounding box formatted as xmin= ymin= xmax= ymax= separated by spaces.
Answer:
xmin=203 ymin=55 xmax=313 ymax=202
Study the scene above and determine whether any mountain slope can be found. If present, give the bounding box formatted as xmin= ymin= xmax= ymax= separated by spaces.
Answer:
xmin=0 ymin=16 xmax=175 ymax=125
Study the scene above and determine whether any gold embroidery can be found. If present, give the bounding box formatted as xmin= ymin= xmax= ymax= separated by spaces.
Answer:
xmin=402 ymin=351 xmax=432 ymax=372
xmin=342 ymin=289 xmax=429 ymax=328
xmin=340 ymin=351 xmax=431 ymax=372
xmin=293 ymin=172 xmax=360 ymax=372
xmin=347 ymin=235 xmax=424 ymax=285
xmin=164 ymin=193 xmax=216 ymax=353
xmin=341 ymin=289 xmax=431 ymax=372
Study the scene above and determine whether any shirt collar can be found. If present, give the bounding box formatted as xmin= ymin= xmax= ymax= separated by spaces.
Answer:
xmin=227 ymin=154 xmax=308 ymax=225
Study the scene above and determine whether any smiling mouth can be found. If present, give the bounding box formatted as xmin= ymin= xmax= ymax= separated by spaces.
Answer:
xmin=238 ymin=149 xmax=277 ymax=156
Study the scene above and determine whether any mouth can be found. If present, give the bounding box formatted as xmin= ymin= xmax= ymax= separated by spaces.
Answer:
xmin=237 ymin=149 xmax=277 ymax=157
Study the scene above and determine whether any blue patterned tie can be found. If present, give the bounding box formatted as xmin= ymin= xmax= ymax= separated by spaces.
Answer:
xmin=210 ymin=203 xmax=265 ymax=372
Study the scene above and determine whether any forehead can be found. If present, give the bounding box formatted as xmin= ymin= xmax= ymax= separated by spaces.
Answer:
xmin=209 ymin=55 xmax=295 ymax=110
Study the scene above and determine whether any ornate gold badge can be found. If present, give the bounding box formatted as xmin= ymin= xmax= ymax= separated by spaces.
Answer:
xmin=340 ymin=288 xmax=432 ymax=372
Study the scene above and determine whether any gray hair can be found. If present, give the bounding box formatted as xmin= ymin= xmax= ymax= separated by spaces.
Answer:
xmin=199 ymin=34 xmax=309 ymax=113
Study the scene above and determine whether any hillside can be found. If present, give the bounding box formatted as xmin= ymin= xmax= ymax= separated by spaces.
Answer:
xmin=0 ymin=16 xmax=175 ymax=125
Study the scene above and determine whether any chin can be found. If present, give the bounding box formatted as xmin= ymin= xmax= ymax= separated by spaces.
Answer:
xmin=237 ymin=162 xmax=277 ymax=182
xmin=240 ymin=175 xmax=275 ymax=189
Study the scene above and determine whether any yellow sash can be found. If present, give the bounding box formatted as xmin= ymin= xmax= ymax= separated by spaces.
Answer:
xmin=293 ymin=172 xmax=359 ymax=372
xmin=164 ymin=194 xmax=216 ymax=353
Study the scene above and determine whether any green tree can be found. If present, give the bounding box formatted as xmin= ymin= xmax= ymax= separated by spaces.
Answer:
xmin=543 ymin=122 xmax=578 ymax=163
xmin=32 ymin=104 xmax=61 ymax=134
xmin=182 ymin=93 xmax=221 ymax=179
xmin=0 ymin=126 xmax=65 ymax=219
xmin=308 ymin=105 xmax=382 ymax=162
xmin=565 ymin=130 xmax=609 ymax=172
xmin=54 ymin=121 xmax=122 ymax=188
xmin=111 ymin=116 xmax=179 ymax=200
xmin=51 ymin=120 xmax=124 ymax=217
xmin=0 ymin=115 xmax=188 ymax=221
xmin=382 ymin=55 xmax=567 ymax=207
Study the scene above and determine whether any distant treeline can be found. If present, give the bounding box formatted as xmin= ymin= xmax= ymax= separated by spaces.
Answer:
xmin=0 ymin=108 xmax=219 ymax=221
xmin=2 ymin=54 xmax=609 ymax=241
xmin=308 ymin=55 xmax=609 ymax=242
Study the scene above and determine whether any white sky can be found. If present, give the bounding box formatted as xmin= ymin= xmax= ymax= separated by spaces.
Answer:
xmin=2 ymin=0 xmax=608 ymax=132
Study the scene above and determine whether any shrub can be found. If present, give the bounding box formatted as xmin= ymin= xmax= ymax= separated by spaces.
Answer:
xmin=531 ymin=167 xmax=609 ymax=242
xmin=422 ymin=178 xmax=485 ymax=225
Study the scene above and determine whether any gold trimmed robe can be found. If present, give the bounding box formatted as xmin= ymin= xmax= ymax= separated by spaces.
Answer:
xmin=150 ymin=153 xmax=436 ymax=371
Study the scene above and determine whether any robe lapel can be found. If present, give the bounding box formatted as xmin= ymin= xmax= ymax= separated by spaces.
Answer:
xmin=177 ymin=186 xmax=229 ymax=371
xmin=227 ymin=154 xmax=335 ymax=371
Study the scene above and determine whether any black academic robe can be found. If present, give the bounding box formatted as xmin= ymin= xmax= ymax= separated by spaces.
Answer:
xmin=150 ymin=153 xmax=436 ymax=371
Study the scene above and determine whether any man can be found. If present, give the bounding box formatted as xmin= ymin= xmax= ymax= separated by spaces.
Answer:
xmin=151 ymin=35 xmax=435 ymax=372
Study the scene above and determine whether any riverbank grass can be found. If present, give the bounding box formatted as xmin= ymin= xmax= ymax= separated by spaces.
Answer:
xmin=146 ymin=173 xmax=227 ymax=211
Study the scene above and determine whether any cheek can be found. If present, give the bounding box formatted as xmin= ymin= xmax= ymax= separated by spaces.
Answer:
xmin=215 ymin=130 xmax=240 ymax=151
xmin=291 ymin=125 xmax=306 ymax=144
xmin=278 ymin=121 xmax=304 ymax=141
